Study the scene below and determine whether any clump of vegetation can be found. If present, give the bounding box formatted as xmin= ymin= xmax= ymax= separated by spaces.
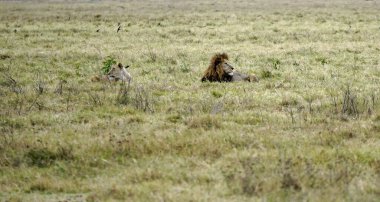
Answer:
xmin=101 ymin=56 xmax=117 ymax=74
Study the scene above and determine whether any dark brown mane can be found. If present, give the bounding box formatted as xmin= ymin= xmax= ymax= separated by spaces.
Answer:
xmin=201 ymin=53 xmax=232 ymax=82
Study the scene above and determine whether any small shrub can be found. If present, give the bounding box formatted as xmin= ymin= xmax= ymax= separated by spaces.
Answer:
xmin=102 ymin=56 xmax=117 ymax=74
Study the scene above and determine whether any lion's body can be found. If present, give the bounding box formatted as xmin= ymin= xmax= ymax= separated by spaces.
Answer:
xmin=91 ymin=63 xmax=132 ymax=83
xmin=201 ymin=53 xmax=257 ymax=82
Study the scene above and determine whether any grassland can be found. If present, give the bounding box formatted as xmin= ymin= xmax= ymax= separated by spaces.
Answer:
xmin=1 ymin=0 xmax=380 ymax=201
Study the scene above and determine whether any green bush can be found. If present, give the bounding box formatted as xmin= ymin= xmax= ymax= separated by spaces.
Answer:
xmin=102 ymin=56 xmax=117 ymax=74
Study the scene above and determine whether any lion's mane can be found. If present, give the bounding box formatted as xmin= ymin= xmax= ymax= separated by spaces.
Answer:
xmin=201 ymin=53 xmax=232 ymax=82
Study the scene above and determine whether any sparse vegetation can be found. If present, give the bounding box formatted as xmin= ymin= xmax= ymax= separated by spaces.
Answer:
xmin=1 ymin=0 xmax=380 ymax=201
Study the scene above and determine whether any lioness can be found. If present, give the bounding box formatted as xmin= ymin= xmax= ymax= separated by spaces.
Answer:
xmin=91 ymin=63 xmax=132 ymax=84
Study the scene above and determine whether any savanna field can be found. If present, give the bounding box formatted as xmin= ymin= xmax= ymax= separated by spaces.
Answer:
xmin=1 ymin=0 xmax=380 ymax=201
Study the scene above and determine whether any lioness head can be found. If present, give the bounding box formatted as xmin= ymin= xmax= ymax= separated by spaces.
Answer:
xmin=107 ymin=63 xmax=131 ymax=82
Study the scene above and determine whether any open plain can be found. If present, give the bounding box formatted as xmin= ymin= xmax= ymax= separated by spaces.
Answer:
xmin=1 ymin=0 xmax=380 ymax=201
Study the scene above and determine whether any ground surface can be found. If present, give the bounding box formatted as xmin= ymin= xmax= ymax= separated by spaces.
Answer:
xmin=1 ymin=0 xmax=380 ymax=201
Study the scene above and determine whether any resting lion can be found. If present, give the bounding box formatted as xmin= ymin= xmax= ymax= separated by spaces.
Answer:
xmin=91 ymin=63 xmax=132 ymax=84
xmin=201 ymin=53 xmax=258 ymax=82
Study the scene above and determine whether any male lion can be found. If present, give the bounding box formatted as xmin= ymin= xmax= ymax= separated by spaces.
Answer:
xmin=201 ymin=53 xmax=258 ymax=82
xmin=91 ymin=63 xmax=132 ymax=84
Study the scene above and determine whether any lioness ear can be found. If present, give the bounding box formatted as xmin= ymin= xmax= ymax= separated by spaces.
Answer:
xmin=118 ymin=63 xmax=123 ymax=68
xmin=125 ymin=65 xmax=130 ymax=69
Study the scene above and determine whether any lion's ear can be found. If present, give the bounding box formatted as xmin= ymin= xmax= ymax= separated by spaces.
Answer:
xmin=118 ymin=63 xmax=123 ymax=68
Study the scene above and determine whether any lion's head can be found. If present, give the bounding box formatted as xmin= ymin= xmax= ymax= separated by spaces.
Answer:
xmin=107 ymin=63 xmax=132 ymax=82
xmin=201 ymin=53 xmax=235 ymax=82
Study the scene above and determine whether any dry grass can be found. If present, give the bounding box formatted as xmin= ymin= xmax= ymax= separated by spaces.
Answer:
xmin=1 ymin=0 xmax=380 ymax=201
